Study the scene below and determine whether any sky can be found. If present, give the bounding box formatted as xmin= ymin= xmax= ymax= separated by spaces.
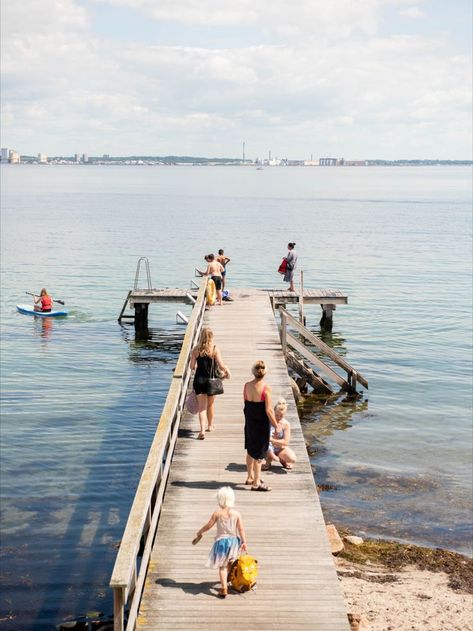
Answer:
xmin=1 ymin=0 xmax=472 ymax=160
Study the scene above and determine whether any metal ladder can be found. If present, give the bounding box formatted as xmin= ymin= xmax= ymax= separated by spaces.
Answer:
xmin=134 ymin=256 xmax=152 ymax=290
xmin=118 ymin=257 xmax=153 ymax=322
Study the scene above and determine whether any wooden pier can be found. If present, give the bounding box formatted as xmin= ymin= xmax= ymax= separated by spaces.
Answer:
xmin=111 ymin=283 xmax=355 ymax=630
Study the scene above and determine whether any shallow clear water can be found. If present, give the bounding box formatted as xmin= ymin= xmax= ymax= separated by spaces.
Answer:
xmin=1 ymin=164 xmax=472 ymax=629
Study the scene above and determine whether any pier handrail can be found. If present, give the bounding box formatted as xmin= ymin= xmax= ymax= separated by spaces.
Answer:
xmin=110 ymin=279 xmax=208 ymax=631
xmin=278 ymin=306 xmax=368 ymax=392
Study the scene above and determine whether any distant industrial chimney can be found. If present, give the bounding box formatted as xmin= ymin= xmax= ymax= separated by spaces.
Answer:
xmin=242 ymin=141 xmax=245 ymax=163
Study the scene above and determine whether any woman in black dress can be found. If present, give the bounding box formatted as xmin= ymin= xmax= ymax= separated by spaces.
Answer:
xmin=243 ymin=360 xmax=279 ymax=491
xmin=191 ymin=328 xmax=230 ymax=439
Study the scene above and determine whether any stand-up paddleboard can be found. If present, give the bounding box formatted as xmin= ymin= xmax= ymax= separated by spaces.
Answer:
xmin=16 ymin=304 xmax=68 ymax=318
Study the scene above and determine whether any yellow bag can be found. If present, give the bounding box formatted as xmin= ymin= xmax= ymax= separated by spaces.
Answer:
xmin=229 ymin=554 xmax=258 ymax=592
xmin=206 ymin=279 xmax=216 ymax=305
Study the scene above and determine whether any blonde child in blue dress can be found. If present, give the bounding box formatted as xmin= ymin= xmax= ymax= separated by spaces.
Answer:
xmin=193 ymin=487 xmax=247 ymax=598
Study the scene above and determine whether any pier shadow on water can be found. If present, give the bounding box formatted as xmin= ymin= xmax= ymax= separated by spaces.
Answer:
xmin=0 ymin=324 xmax=184 ymax=630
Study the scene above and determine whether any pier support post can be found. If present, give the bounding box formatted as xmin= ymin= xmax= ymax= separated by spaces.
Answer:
xmin=320 ymin=304 xmax=335 ymax=331
xmin=280 ymin=310 xmax=287 ymax=353
xmin=134 ymin=303 xmax=149 ymax=333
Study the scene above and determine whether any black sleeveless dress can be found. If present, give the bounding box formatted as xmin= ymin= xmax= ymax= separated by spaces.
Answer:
xmin=193 ymin=354 xmax=214 ymax=395
xmin=244 ymin=387 xmax=270 ymax=460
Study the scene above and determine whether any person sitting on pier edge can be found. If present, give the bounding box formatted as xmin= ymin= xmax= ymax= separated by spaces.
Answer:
xmin=198 ymin=254 xmax=225 ymax=306
xmin=262 ymin=398 xmax=297 ymax=471
xmin=34 ymin=288 xmax=53 ymax=312
xmin=193 ymin=486 xmax=247 ymax=599
xmin=216 ymin=249 xmax=231 ymax=291
xmin=283 ymin=242 xmax=297 ymax=292
xmin=190 ymin=327 xmax=231 ymax=440
xmin=243 ymin=360 xmax=280 ymax=491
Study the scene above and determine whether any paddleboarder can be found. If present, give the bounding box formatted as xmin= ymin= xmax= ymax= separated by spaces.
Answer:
xmin=34 ymin=288 xmax=53 ymax=313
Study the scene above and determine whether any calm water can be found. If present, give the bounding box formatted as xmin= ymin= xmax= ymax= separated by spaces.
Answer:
xmin=1 ymin=165 xmax=472 ymax=629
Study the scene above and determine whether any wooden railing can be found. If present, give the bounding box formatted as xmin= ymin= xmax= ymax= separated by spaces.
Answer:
xmin=110 ymin=279 xmax=208 ymax=631
xmin=278 ymin=307 xmax=368 ymax=394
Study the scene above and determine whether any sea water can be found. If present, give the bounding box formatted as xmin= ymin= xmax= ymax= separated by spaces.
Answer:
xmin=1 ymin=164 xmax=471 ymax=629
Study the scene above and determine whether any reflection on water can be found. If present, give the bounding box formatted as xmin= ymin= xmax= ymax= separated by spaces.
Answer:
xmin=317 ymin=328 xmax=348 ymax=356
xmin=120 ymin=324 xmax=185 ymax=362
xmin=300 ymin=392 xmax=368 ymax=443
xmin=0 ymin=320 xmax=183 ymax=630
xmin=30 ymin=316 xmax=55 ymax=340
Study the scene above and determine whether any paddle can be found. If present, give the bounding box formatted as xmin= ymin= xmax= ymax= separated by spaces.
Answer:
xmin=26 ymin=291 xmax=65 ymax=306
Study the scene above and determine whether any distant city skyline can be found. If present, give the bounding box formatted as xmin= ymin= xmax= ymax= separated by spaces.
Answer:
xmin=2 ymin=1 xmax=472 ymax=159
xmin=2 ymin=146 xmax=471 ymax=167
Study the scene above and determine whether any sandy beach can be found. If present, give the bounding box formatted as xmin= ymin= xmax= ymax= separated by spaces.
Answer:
xmin=333 ymin=532 xmax=473 ymax=630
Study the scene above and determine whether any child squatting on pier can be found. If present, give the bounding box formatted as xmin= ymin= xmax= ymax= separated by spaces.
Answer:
xmin=193 ymin=487 xmax=247 ymax=598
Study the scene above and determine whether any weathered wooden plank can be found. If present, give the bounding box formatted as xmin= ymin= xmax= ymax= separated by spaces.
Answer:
xmin=286 ymin=332 xmax=350 ymax=390
xmin=280 ymin=307 xmax=368 ymax=389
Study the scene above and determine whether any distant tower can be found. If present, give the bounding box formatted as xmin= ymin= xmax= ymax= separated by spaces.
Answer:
xmin=269 ymin=150 xmax=272 ymax=161
xmin=242 ymin=142 xmax=245 ymax=164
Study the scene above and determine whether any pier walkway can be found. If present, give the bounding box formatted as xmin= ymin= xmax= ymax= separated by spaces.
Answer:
xmin=111 ymin=287 xmax=349 ymax=631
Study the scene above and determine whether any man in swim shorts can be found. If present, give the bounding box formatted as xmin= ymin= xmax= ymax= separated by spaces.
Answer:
xmin=216 ymin=249 xmax=231 ymax=291
xmin=200 ymin=254 xmax=225 ymax=305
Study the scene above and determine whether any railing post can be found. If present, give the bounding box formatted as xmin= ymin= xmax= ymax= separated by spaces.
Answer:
xmin=113 ymin=586 xmax=125 ymax=631
xmin=280 ymin=310 xmax=287 ymax=354
xmin=299 ymin=270 xmax=305 ymax=324
xmin=349 ymin=369 xmax=358 ymax=394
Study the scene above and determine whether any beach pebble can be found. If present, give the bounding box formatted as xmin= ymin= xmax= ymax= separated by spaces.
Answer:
xmin=345 ymin=535 xmax=364 ymax=546
xmin=347 ymin=613 xmax=369 ymax=630
xmin=326 ymin=523 xmax=345 ymax=554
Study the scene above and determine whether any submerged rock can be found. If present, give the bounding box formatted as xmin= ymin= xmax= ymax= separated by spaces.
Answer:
xmin=345 ymin=535 xmax=364 ymax=546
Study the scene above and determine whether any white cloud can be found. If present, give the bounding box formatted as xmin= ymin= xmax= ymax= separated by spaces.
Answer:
xmin=1 ymin=0 xmax=471 ymax=158
xmin=400 ymin=6 xmax=425 ymax=18
xmin=94 ymin=0 xmax=413 ymax=37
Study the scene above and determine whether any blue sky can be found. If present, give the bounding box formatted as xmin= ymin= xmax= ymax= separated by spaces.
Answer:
xmin=2 ymin=0 xmax=472 ymax=159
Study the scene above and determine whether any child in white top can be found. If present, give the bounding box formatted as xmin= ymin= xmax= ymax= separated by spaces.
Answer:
xmin=263 ymin=398 xmax=297 ymax=470
xmin=193 ymin=487 xmax=247 ymax=598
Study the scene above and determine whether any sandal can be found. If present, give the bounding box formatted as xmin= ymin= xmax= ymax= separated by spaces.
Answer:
xmin=217 ymin=588 xmax=228 ymax=599
xmin=245 ymin=478 xmax=263 ymax=485
xmin=261 ymin=463 xmax=271 ymax=471
xmin=251 ymin=482 xmax=271 ymax=492
xmin=197 ymin=432 xmax=205 ymax=440
xmin=281 ymin=462 xmax=293 ymax=470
